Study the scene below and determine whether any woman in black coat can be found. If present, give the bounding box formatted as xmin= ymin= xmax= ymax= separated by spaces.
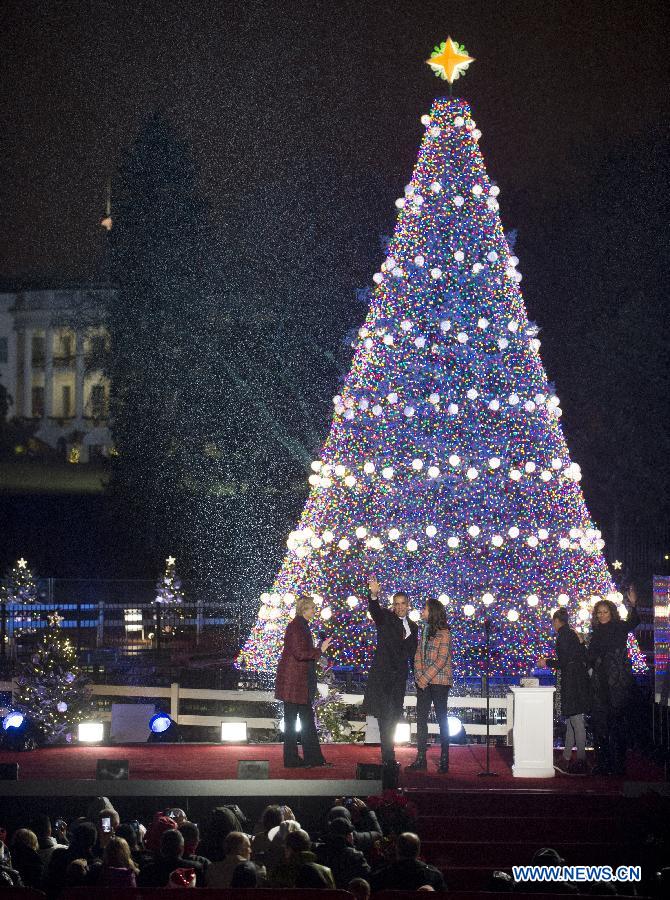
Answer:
xmin=538 ymin=608 xmax=591 ymax=775
xmin=587 ymin=586 xmax=640 ymax=776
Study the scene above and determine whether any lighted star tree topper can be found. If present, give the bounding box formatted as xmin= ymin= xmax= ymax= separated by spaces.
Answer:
xmin=239 ymin=42 xmax=645 ymax=677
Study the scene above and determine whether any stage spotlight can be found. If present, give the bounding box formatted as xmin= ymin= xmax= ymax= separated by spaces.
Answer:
xmin=448 ymin=715 xmax=467 ymax=744
xmin=1 ymin=711 xmax=35 ymax=751
xmin=2 ymin=712 xmax=24 ymax=730
xmin=394 ymin=722 xmax=411 ymax=744
xmin=78 ymin=722 xmax=104 ymax=743
xmin=221 ymin=722 xmax=247 ymax=743
xmin=148 ymin=712 xmax=181 ymax=743
xmin=278 ymin=716 xmax=301 ymax=733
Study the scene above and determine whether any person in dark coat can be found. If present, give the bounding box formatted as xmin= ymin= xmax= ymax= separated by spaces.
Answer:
xmin=363 ymin=574 xmax=418 ymax=778
xmin=587 ymin=586 xmax=640 ymax=776
xmin=274 ymin=596 xmax=332 ymax=768
xmin=314 ymin=817 xmax=371 ymax=888
xmin=538 ymin=607 xmax=591 ymax=775
xmin=369 ymin=832 xmax=445 ymax=892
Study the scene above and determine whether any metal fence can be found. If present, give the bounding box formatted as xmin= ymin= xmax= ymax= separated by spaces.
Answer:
xmin=0 ymin=578 xmax=241 ymax=668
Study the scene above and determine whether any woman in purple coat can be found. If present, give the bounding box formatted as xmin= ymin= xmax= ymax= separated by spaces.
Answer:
xmin=275 ymin=596 xmax=332 ymax=768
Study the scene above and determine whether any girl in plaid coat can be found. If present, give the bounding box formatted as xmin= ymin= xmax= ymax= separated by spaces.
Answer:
xmin=407 ymin=598 xmax=453 ymax=773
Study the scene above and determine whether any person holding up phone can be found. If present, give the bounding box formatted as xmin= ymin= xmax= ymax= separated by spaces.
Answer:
xmin=274 ymin=595 xmax=333 ymax=768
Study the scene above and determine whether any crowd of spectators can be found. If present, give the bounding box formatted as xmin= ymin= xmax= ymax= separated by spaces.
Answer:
xmin=1 ymin=791 xmax=668 ymax=896
xmin=0 ymin=793 xmax=447 ymax=895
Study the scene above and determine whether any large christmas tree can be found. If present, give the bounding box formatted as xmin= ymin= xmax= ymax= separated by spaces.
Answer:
xmin=240 ymin=42 xmax=644 ymax=678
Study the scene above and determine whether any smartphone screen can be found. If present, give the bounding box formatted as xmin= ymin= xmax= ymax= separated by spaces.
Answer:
xmin=102 ymin=817 xmax=112 ymax=833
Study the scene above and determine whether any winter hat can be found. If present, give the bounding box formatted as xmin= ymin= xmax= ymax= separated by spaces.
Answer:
xmin=145 ymin=812 xmax=177 ymax=852
xmin=328 ymin=817 xmax=355 ymax=836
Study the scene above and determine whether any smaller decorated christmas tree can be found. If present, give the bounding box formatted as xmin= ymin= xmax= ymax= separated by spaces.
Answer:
xmin=2 ymin=557 xmax=38 ymax=604
xmin=2 ymin=557 xmax=41 ymax=637
xmin=154 ymin=556 xmax=187 ymax=640
xmin=155 ymin=556 xmax=186 ymax=605
xmin=14 ymin=611 xmax=93 ymax=745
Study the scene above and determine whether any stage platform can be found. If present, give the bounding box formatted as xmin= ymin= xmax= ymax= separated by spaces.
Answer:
xmin=0 ymin=743 xmax=665 ymax=799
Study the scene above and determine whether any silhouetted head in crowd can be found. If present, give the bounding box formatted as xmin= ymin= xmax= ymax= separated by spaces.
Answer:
xmin=261 ymin=805 xmax=284 ymax=833
xmin=285 ymin=828 xmax=311 ymax=859
xmin=85 ymin=797 xmax=115 ymax=822
xmin=200 ymin=805 xmax=245 ymax=860
xmin=348 ymin=877 xmax=371 ymax=900
xmin=160 ymin=828 xmax=185 ymax=859
xmin=11 ymin=829 xmax=38 ymax=852
xmin=327 ymin=817 xmax=355 ymax=844
xmin=28 ymin=814 xmax=52 ymax=844
xmin=103 ymin=836 xmax=139 ymax=873
xmin=166 ymin=808 xmax=187 ymax=827
xmin=70 ymin=822 xmax=98 ymax=854
xmin=179 ymin=821 xmax=200 ymax=855
xmin=396 ymin=832 xmax=421 ymax=860
xmin=115 ymin=824 xmax=139 ymax=851
xmin=223 ymin=831 xmax=251 ymax=860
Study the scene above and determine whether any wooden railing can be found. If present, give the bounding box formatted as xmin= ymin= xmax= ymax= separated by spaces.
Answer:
xmin=0 ymin=680 xmax=513 ymax=742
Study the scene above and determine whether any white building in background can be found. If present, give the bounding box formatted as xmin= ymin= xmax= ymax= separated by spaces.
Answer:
xmin=0 ymin=284 xmax=116 ymax=462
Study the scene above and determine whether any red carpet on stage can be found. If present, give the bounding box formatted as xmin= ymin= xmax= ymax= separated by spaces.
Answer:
xmin=0 ymin=743 xmax=662 ymax=791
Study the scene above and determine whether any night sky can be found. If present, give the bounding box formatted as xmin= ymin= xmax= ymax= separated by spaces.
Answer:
xmin=2 ymin=0 xmax=667 ymax=281
xmin=1 ymin=0 xmax=669 ymax=577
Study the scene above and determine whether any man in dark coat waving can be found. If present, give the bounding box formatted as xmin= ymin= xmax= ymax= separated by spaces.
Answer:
xmin=363 ymin=574 xmax=418 ymax=783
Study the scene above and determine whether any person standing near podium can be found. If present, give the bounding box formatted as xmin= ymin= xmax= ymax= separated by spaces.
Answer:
xmin=363 ymin=574 xmax=418 ymax=784
xmin=275 ymin=596 xmax=333 ymax=768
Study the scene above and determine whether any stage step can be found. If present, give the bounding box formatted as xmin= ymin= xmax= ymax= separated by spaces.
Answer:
xmin=417 ymin=814 xmax=625 ymax=842
xmin=421 ymin=839 xmax=631 ymax=868
xmin=407 ymin=789 xmax=634 ymax=817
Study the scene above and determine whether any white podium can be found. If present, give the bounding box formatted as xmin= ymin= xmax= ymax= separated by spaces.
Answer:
xmin=510 ymin=686 xmax=555 ymax=778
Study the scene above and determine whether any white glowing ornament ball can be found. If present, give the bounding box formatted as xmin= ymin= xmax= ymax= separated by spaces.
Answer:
xmin=414 ymin=254 xmax=425 ymax=266
xmin=387 ymin=392 xmax=398 ymax=404
xmin=427 ymin=465 xmax=440 ymax=479
xmin=482 ymin=592 xmax=495 ymax=606
xmin=388 ymin=527 xmax=401 ymax=541
xmin=310 ymin=460 xmax=322 ymax=472
xmin=406 ymin=539 xmax=418 ymax=552
xmin=489 ymin=457 xmax=501 ymax=469
xmin=372 ymin=272 xmax=383 ymax=284
xmin=524 ymin=461 xmax=536 ymax=473
xmin=488 ymin=399 xmax=500 ymax=411
xmin=507 ymin=609 xmax=520 ymax=622
xmin=527 ymin=535 xmax=539 ymax=547
xmin=467 ymin=525 xmax=481 ymax=538
xmin=448 ymin=454 xmax=461 ymax=467
xmin=430 ymin=267 xmax=442 ymax=279
xmin=509 ymin=469 xmax=522 ymax=482
xmin=538 ymin=528 xmax=550 ymax=540
xmin=508 ymin=393 xmax=520 ymax=406
xmin=526 ymin=594 xmax=539 ymax=607
xmin=428 ymin=392 xmax=440 ymax=404
xmin=430 ymin=181 xmax=442 ymax=193
xmin=308 ymin=474 xmax=320 ymax=486
xmin=508 ymin=526 xmax=520 ymax=539
xmin=463 ymin=603 xmax=476 ymax=617
xmin=453 ymin=195 xmax=465 ymax=207
xmin=395 ymin=197 xmax=406 ymax=208
xmin=438 ymin=594 xmax=450 ymax=605
xmin=491 ymin=535 xmax=504 ymax=547
xmin=466 ymin=388 xmax=478 ymax=400
xmin=421 ymin=113 xmax=431 ymax=125
xmin=425 ymin=525 xmax=437 ymax=537
xmin=498 ymin=338 xmax=509 ymax=350
xmin=382 ymin=466 xmax=394 ymax=480
xmin=440 ymin=319 xmax=451 ymax=331
xmin=454 ymin=250 xmax=465 ymax=262
xmin=457 ymin=332 xmax=468 ymax=343
xmin=557 ymin=594 xmax=570 ymax=606
xmin=466 ymin=467 xmax=479 ymax=480
xmin=487 ymin=250 xmax=498 ymax=261
xmin=355 ymin=526 xmax=367 ymax=539
xmin=477 ymin=317 xmax=489 ymax=329
xmin=344 ymin=474 xmax=356 ymax=487
xmin=472 ymin=184 xmax=483 ymax=196
xmin=363 ymin=461 xmax=375 ymax=474
xmin=338 ymin=538 xmax=350 ymax=551
xmin=321 ymin=607 xmax=332 ymax=620
xmin=448 ymin=403 xmax=459 ymax=415
xmin=346 ymin=595 xmax=359 ymax=608
xmin=447 ymin=536 xmax=460 ymax=549
xmin=403 ymin=406 xmax=415 ymax=418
